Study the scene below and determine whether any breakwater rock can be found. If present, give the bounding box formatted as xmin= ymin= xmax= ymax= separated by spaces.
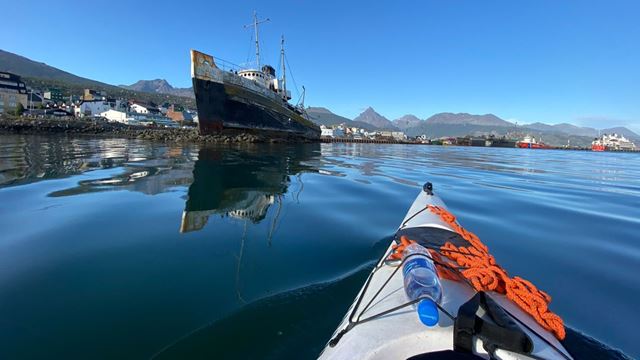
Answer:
xmin=0 ymin=116 xmax=312 ymax=144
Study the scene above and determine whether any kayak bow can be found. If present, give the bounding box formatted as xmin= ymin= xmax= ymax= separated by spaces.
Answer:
xmin=320 ymin=182 xmax=571 ymax=360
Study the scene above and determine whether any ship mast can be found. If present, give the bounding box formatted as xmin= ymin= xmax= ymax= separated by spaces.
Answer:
xmin=280 ymin=35 xmax=287 ymax=100
xmin=245 ymin=11 xmax=270 ymax=69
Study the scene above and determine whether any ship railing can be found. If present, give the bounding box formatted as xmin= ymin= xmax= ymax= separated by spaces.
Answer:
xmin=213 ymin=56 xmax=270 ymax=72
xmin=213 ymin=57 xmax=263 ymax=73
xmin=212 ymin=57 xmax=243 ymax=72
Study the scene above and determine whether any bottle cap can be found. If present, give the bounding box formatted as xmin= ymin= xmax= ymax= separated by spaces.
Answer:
xmin=417 ymin=299 xmax=439 ymax=326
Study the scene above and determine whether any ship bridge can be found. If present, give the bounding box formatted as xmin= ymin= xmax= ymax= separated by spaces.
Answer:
xmin=237 ymin=65 xmax=291 ymax=100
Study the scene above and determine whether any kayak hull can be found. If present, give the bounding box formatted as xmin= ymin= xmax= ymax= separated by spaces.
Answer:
xmin=319 ymin=185 xmax=571 ymax=360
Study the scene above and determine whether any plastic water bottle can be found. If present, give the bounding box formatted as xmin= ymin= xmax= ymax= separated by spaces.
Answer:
xmin=402 ymin=243 xmax=443 ymax=326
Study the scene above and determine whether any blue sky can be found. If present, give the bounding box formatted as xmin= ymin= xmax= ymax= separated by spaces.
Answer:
xmin=2 ymin=0 xmax=639 ymax=131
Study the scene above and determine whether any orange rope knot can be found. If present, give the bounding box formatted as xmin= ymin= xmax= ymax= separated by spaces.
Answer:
xmin=427 ymin=205 xmax=566 ymax=340
xmin=387 ymin=235 xmax=416 ymax=261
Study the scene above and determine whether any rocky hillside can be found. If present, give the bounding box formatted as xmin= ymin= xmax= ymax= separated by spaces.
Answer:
xmin=352 ymin=107 xmax=398 ymax=130
xmin=0 ymin=49 xmax=110 ymax=88
xmin=392 ymin=115 xmax=422 ymax=130
xmin=121 ymin=79 xmax=194 ymax=98
xmin=525 ymin=122 xmax=598 ymax=137
xmin=426 ymin=113 xmax=514 ymax=127
xmin=524 ymin=122 xmax=640 ymax=143
xmin=306 ymin=107 xmax=378 ymax=130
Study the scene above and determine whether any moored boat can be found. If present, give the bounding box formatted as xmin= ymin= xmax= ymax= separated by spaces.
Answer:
xmin=517 ymin=135 xmax=551 ymax=149
xmin=487 ymin=135 xmax=517 ymax=148
xmin=591 ymin=140 xmax=605 ymax=152
xmin=320 ymin=183 xmax=572 ymax=359
xmin=190 ymin=12 xmax=320 ymax=140
xmin=591 ymin=133 xmax=636 ymax=151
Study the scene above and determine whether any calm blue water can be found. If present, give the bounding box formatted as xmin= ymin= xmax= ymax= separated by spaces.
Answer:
xmin=0 ymin=135 xmax=638 ymax=359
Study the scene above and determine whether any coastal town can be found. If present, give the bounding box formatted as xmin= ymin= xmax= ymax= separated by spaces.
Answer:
xmin=1 ymin=70 xmax=637 ymax=151
xmin=0 ymin=71 xmax=197 ymax=128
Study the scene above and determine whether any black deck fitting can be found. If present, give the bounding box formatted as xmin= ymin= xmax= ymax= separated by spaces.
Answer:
xmin=423 ymin=182 xmax=433 ymax=195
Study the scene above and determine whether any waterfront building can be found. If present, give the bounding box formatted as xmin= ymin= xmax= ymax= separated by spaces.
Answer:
xmin=26 ymin=91 xmax=44 ymax=108
xmin=158 ymin=102 xmax=171 ymax=115
xmin=44 ymin=89 xmax=64 ymax=103
xmin=100 ymin=109 xmax=128 ymax=123
xmin=0 ymin=71 xmax=28 ymax=113
xmin=166 ymin=104 xmax=194 ymax=123
xmin=83 ymin=89 xmax=106 ymax=101
xmin=48 ymin=108 xmax=73 ymax=117
xmin=320 ymin=125 xmax=334 ymax=138
xmin=320 ymin=125 xmax=345 ymax=138
xmin=75 ymin=98 xmax=123 ymax=117
xmin=76 ymin=100 xmax=110 ymax=117
xmin=391 ymin=131 xmax=407 ymax=141
xmin=129 ymin=113 xmax=178 ymax=127
xmin=130 ymin=101 xmax=160 ymax=115
xmin=439 ymin=137 xmax=455 ymax=145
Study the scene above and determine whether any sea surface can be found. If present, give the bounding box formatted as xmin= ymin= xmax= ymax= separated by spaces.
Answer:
xmin=0 ymin=134 xmax=638 ymax=359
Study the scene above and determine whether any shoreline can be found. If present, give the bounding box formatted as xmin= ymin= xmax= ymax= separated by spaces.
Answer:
xmin=0 ymin=116 xmax=315 ymax=144
xmin=2 ymin=116 xmax=638 ymax=152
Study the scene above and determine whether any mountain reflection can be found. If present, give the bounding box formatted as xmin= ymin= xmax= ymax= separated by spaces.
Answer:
xmin=180 ymin=144 xmax=320 ymax=233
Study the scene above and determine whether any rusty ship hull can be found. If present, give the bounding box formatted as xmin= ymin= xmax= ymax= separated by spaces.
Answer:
xmin=191 ymin=50 xmax=320 ymax=139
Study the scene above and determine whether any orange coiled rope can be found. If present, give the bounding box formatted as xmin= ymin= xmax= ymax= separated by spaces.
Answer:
xmin=427 ymin=205 xmax=565 ymax=340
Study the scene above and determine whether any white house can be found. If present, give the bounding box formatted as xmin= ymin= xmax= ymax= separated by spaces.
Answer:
xmin=100 ymin=109 xmax=128 ymax=123
xmin=130 ymin=103 xmax=150 ymax=114
xmin=320 ymin=125 xmax=345 ymax=138
xmin=76 ymin=100 xmax=112 ymax=117
xmin=75 ymin=99 xmax=125 ymax=118
xmin=321 ymin=126 xmax=334 ymax=137
xmin=130 ymin=102 xmax=160 ymax=115
xmin=391 ymin=131 xmax=407 ymax=141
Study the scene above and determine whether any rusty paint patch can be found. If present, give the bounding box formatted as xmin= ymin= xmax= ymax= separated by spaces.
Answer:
xmin=191 ymin=50 xmax=218 ymax=81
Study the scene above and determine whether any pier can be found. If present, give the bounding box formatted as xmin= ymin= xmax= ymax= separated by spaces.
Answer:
xmin=321 ymin=137 xmax=421 ymax=145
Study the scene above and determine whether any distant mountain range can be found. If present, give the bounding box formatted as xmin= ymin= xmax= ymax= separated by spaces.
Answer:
xmin=119 ymin=79 xmax=194 ymax=98
xmin=307 ymin=107 xmax=640 ymax=147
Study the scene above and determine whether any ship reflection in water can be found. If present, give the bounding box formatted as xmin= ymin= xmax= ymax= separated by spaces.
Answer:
xmin=180 ymin=144 xmax=320 ymax=233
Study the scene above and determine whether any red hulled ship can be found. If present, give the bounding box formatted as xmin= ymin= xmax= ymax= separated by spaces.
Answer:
xmin=517 ymin=135 xmax=551 ymax=149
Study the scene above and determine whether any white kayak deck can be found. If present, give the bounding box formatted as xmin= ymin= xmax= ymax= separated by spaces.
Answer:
xmin=320 ymin=190 xmax=572 ymax=360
